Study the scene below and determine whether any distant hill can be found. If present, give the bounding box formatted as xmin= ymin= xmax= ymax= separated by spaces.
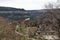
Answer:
xmin=0 ymin=6 xmax=25 ymax=11
xmin=0 ymin=7 xmax=30 ymax=22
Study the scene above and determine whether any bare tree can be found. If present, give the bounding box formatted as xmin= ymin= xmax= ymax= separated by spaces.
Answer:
xmin=45 ymin=0 xmax=60 ymax=9
xmin=45 ymin=2 xmax=53 ymax=9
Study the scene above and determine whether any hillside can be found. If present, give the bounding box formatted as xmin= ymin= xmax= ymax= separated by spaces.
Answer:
xmin=0 ymin=7 xmax=60 ymax=40
xmin=26 ymin=9 xmax=60 ymax=40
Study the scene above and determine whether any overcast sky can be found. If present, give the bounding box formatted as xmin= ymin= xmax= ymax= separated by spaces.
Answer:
xmin=0 ymin=0 xmax=57 ymax=10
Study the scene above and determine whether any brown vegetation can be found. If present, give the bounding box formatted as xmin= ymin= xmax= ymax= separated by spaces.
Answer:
xmin=0 ymin=9 xmax=60 ymax=40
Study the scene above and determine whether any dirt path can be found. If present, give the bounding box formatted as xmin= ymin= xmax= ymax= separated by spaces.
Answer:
xmin=15 ymin=30 xmax=27 ymax=36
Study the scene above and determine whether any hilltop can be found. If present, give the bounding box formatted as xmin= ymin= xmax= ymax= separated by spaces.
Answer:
xmin=0 ymin=6 xmax=25 ymax=11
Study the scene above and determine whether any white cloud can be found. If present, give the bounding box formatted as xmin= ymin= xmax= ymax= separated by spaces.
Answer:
xmin=0 ymin=0 xmax=57 ymax=10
